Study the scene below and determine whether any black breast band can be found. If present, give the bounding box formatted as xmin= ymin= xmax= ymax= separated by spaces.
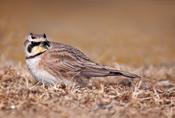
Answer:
xmin=25 ymin=51 xmax=46 ymax=59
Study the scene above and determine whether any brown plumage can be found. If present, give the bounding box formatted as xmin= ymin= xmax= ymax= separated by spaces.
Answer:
xmin=40 ymin=42 xmax=139 ymax=78
xmin=25 ymin=33 xmax=140 ymax=85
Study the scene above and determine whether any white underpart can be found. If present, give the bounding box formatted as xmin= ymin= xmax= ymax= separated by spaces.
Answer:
xmin=26 ymin=56 xmax=59 ymax=85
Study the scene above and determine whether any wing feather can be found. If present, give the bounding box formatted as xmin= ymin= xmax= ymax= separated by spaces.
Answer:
xmin=39 ymin=43 xmax=87 ymax=78
xmin=39 ymin=42 xmax=139 ymax=79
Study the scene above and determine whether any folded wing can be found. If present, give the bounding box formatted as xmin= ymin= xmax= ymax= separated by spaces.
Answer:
xmin=40 ymin=42 xmax=140 ymax=79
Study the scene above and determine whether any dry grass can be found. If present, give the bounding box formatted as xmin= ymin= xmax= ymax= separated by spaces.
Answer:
xmin=0 ymin=59 xmax=174 ymax=118
xmin=0 ymin=1 xmax=175 ymax=117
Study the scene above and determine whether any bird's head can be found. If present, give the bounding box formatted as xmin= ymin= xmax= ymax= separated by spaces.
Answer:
xmin=24 ymin=33 xmax=50 ymax=58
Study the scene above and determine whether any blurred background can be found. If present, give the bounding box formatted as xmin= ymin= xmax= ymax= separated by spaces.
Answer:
xmin=0 ymin=0 xmax=175 ymax=66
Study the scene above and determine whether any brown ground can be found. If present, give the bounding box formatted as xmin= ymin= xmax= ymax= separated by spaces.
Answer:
xmin=0 ymin=0 xmax=175 ymax=118
xmin=0 ymin=59 xmax=175 ymax=118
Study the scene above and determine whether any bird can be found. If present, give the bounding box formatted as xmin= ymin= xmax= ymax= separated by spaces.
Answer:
xmin=24 ymin=33 xmax=140 ymax=86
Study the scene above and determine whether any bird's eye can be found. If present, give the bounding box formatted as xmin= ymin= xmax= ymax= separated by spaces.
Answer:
xmin=42 ymin=41 xmax=50 ymax=47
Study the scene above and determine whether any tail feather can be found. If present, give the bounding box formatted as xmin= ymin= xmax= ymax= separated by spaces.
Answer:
xmin=80 ymin=65 xmax=140 ymax=78
xmin=109 ymin=70 xmax=141 ymax=78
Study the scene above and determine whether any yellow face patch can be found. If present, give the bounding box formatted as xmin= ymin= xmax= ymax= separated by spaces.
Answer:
xmin=32 ymin=46 xmax=47 ymax=54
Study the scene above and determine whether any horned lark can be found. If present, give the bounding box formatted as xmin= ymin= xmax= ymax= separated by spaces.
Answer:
xmin=24 ymin=33 xmax=140 ymax=85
